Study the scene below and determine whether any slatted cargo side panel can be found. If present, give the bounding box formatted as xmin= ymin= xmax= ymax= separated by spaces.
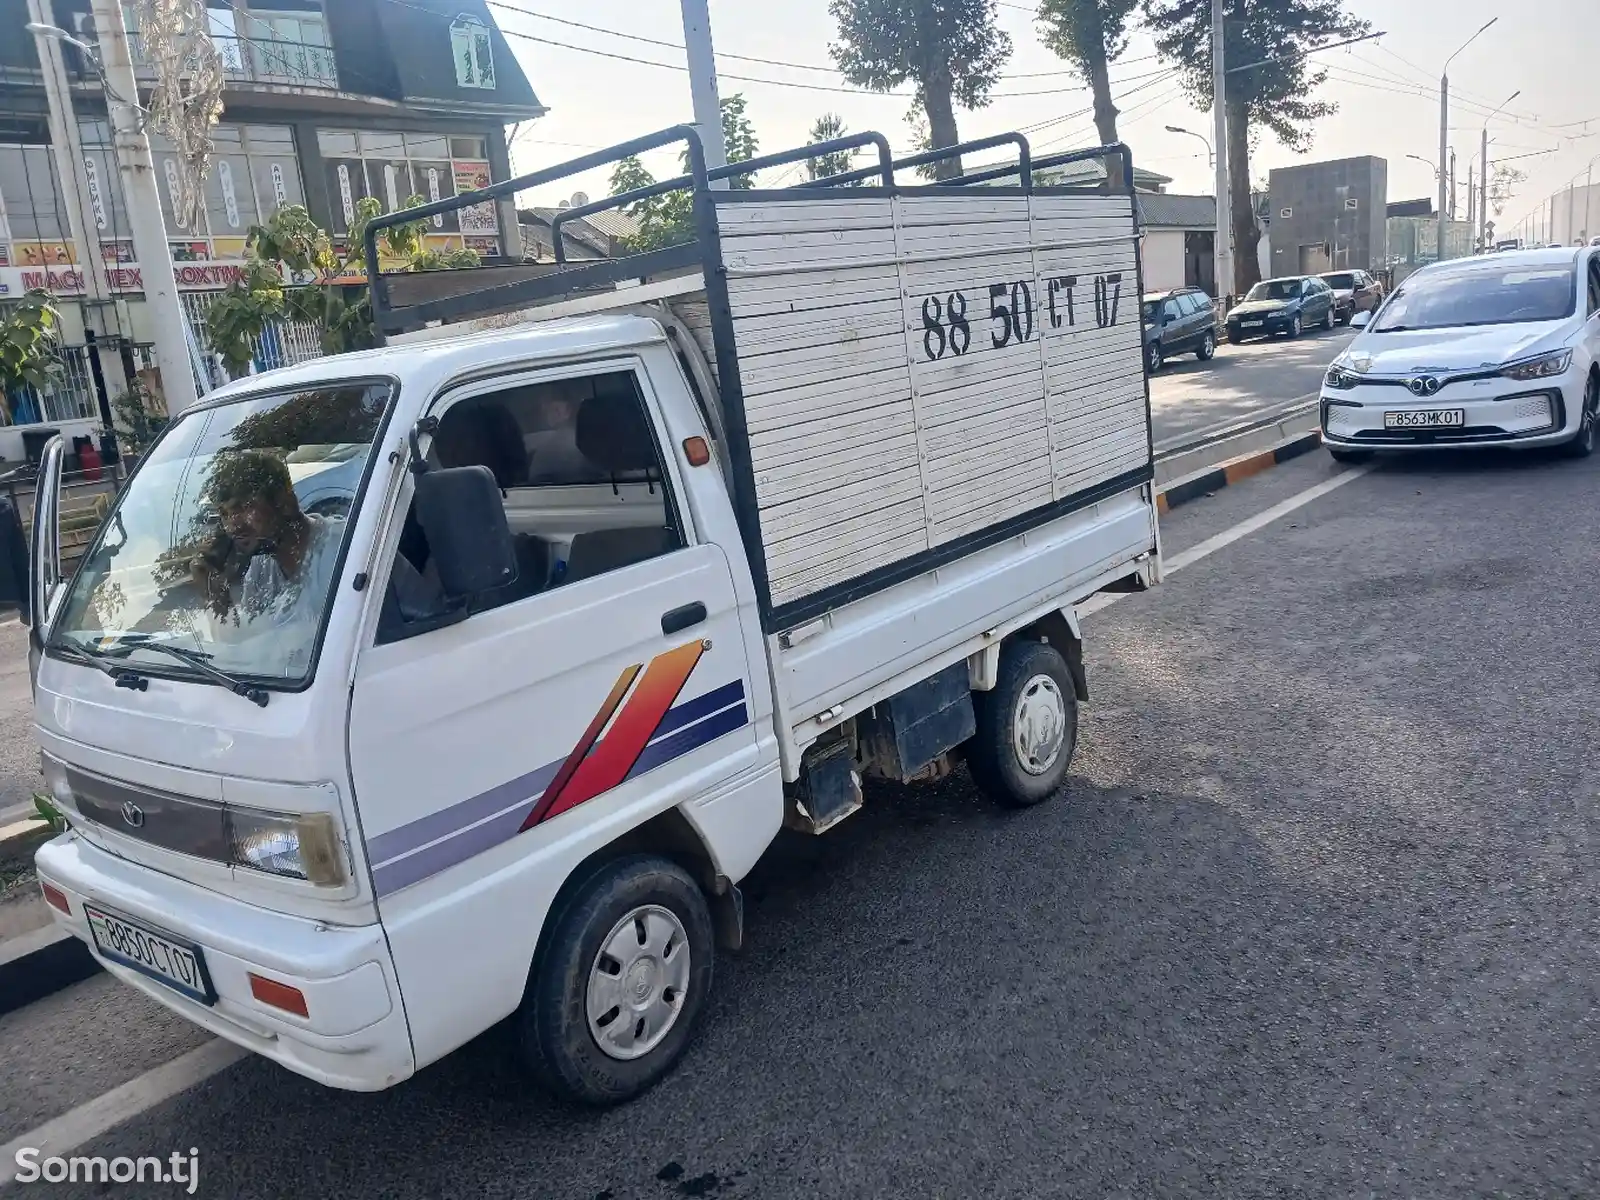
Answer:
xmin=718 ymin=198 xmax=927 ymax=609
xmin=894 ymin=194 xmax=1054 ymax=545
xmin=1028 ymin=194 xmax=1149 ymax=497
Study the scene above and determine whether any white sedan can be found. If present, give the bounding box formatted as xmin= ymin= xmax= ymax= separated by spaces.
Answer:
xmin=1320 ymin=247 xmax=1600 ymax=461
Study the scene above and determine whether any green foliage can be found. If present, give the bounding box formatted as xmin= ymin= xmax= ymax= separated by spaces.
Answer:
xmin=805 ymin=113 xmax=861 ymax=183
xmin=0 ymin=290 xmax=61 ymax=396
xmin=1037 ymin=0 xmax=1140 ymax=157
xmin=828 ymin=0 xmax=1012 ymax=177
xmin=33 ymin=792 xmax=67 ymax=833
xmin=1489 ymin=163 xmax=1526 ymax=217
xmin=111 ymin=382 xmax=168 ymax=458
xmin=609 ymin=95 xmax=761 ymax=252
xmin=1141 ymin=0 xmax=1369 ymax=153
xmin=207 ymin=197 xmax=481 ymax=377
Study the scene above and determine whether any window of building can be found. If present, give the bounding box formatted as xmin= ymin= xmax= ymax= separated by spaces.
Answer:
xmin=450 ymin=15 xmax=496 ymax=90
xmin=0 ymin=145 xmax=68 ymax=244
xmin=133 ymin=123 xmax=305 ymax=241
xmin=377 ymin=370 xmax=681 ymax=643
xmin=316 ymin=130 xmax=499 ymax=246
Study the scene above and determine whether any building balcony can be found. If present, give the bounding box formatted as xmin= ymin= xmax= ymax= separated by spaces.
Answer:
xmin=126 ymin=30 xmax=339 ymax=91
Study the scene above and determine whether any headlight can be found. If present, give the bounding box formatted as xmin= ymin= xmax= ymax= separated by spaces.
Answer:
xmin=1500 ymin=350 xmax=1572 ymax=381
xmin=226 ymin=807 xmax=345 ymax=886
xmin=1324 ymin=364 xmax=1361 ymax=390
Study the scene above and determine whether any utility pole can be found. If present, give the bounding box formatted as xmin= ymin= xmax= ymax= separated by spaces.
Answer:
xmin=1585 ymin=159 xmax=1594 ymax=244
xmin=1448 ymin=149 xmax=1456 ymax=220
xmin=679 ymin=0 xmax=728 ymax=190
xmin=1480 ymin=130 xmax=1490 ymax=251
xmin=1210 ymin=0 xmax=1232 ymax=304
xmin=1438 ymin=19 xmax=1496 ymax=263
xmin=87 ymin=0 xmax=197 ymax=413
xmin=1466 ymin=162 xmax=1474 ymax=235
xmin=26 ymin=0 xmax=128 ymax=427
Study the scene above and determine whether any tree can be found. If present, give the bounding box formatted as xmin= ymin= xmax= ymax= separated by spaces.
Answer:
xmin=0 ymin=291 xmax=61 ymax=408
xmin=610 ymin=95 xmax=761 ymax=251
xmin=1488 ymin=163 xmax=1526 ymax=217
xmin=806 ymin=113 xmax=859 ymax=183
xmin=207 ymin=199 xmax=479 ymax=377
xmin=1142 ymin=0 xmax=1369 ymax=292
xmin=829 ymin=0 xmax=1013 ymax=180
xmin=1036 ymin=0 xmax=1140 ymax=187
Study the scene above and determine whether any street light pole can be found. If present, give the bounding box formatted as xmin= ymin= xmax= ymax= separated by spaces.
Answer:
xmin=679 ymin=0 xmax=728 ymax=190
xmin=1164 ymin=125 xmax=1214 ymax=169
xmin=1479 ymin=90 xmax=1520 ymax=253
xmin=1438 ymin=18 xmax=1497 ymax=263
xmin=1210 ymin=0 xmax=1232 ymax=303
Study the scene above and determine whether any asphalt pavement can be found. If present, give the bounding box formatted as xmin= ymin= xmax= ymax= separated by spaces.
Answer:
xmin=6 ymin=441 xmax=1600 ymax=1198
xmin=1149 ymin=325 xmax=1354 ymax=449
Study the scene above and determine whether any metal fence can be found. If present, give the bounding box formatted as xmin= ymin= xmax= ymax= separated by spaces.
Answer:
xmin=0 ymin=342 xmax=163 ymax=429
xmin=180 ymin=290 xmax=326 ymax=382
xmin=127 ymin=31 xmax=339 ymax=90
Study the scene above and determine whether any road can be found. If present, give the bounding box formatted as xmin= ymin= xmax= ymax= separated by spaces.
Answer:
xmin=1148 ymin=325 xmax=1354 ymax=451
xmin=6 ymin=441 xmax=1600 ymax=1198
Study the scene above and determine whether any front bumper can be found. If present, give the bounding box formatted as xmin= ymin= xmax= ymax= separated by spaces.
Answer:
xmin=36 ymin=832 xmax=415 ymax=1091
xmin=1228 ymin=312 xmax=1299 ymax=339
xmin=1321 ymin=376 xmax=1576 ymax=449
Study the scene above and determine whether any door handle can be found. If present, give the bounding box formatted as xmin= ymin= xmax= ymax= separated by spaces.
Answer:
xmin=661 ymin=601 xmax=707 ymax=636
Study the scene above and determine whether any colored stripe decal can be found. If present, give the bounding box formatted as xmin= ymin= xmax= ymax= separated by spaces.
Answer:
xmin=539 ymin=640 xmax=706 ymax=824
xmin=520 ymin=663 xmax=640 ymax=831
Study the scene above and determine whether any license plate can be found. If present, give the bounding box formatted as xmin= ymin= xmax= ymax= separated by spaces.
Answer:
xmin=84 ymin=904 xmax=214 ymax=1004
xmin=1383 ymin=409 xmax=1466 ymax=429
xmin=1242 ymin=320 xmax=1264 ymax=328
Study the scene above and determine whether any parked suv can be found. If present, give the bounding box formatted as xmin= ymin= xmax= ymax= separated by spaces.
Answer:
xmin=1142 ymin=287 xmax=1218 ymax=372
xmin=1319 ymin=269 xmax=1382 ymax=323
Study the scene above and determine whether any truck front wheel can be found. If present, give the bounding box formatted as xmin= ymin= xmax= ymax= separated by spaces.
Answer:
xmin=519 ymin=855 xmax=714 ymax=1105
xmin=966 ymin=639 xmax=1079 ymax=807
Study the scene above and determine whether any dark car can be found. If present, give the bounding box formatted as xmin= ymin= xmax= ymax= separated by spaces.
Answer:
xmin=1141 ymin=287 xmax=1218 ymax=373
xmin=1225 ymin=276 xmax=1336 ymax=343
xmin=1318 ymin=269 xmax=1382 ymax=323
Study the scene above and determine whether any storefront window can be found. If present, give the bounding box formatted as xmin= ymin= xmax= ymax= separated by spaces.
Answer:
xmin=315 ymin=129 xmax=500 ymax=252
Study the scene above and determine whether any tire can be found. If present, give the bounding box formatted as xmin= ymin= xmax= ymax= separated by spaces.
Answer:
xmin=1226 ymin=332 xmax=1241 ymax=345
xmin=1323 ymin=307 xmax=1336 ymax=331
xmin=519 ymin=855 xmax=714 ymax=1106
xmin=1288 ymin=315 xmax=1303 ymax=338
xmin=1328 ymin=447 xmax=1372 ymax=464
xmin=966 ymin=639 xmax=1079 ymax=809
xmin=1563 ymin=375 xmax=1600 ymax=459
xmin=1145 ymin=340 xmax=1163 ymax=374
xmin=1196 ymin=331 xmax=1216 ymax=361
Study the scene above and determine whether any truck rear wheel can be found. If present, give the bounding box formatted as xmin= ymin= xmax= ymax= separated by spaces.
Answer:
xmin=966 ymin=639 xmax=1078 ymax=808
xmin=519 ymin=855 xmax=713 ymax=1106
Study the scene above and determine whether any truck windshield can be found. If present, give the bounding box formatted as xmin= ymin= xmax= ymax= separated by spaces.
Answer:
xmin=50 ymin=381 xmax=391 ymax=689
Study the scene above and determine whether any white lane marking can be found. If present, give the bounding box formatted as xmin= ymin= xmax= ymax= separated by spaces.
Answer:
xmin=0 ymin=1039 xmax=245 ymax=1184
xmin=1080 ymin=465 xmax=1372 ymax=618
xmin=0 ymin=462 xmax=1372 ymax=1172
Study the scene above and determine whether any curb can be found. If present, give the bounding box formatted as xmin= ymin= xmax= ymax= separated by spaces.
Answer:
xmin=1156 ymin=429 xmax=1326 ymax=514
xmin=0 ymin=422 xmax=1331 ymax=1019
xmin=0 ymin=921 xmax=97 ymax=1017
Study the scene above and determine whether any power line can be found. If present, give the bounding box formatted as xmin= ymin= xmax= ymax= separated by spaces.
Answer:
xmin=483 ymin=0 xmax=1156 ymax=83
xmin=383 ymin=0 xmax=1116 ymax=100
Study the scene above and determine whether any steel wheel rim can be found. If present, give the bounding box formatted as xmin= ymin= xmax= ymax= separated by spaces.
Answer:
xmin=586 ymin=904 xmax=691 ymax=1061
xmin=1291 ymin=316 xmax=1301 ymax=336
xmin=1012 ymin=673 xmax=1067 ymax=776
xmin=1148 ymin=343 xmax=1161 ymax=371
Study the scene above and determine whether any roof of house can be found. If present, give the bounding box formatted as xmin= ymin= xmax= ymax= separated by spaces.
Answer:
xmin=1033 ymin=159 xmax=1174 ymax=191
xmin=1137 ymin=193 xmax=1216 ymax=229
xmin=578 ymin=210 xmax=641 ymax=240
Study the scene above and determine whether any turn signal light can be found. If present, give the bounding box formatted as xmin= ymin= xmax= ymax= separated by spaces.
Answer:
xmin=683 ymin=436 xmax=712 ymax=467
xmin=39 ymin=881 xmax=70 ymax=915
xmin=248 ymin=972 xmax=309 ymax=1018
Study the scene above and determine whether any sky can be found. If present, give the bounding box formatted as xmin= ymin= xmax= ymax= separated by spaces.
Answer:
xmin=496 ymin=0 xmax=1598 ymax=240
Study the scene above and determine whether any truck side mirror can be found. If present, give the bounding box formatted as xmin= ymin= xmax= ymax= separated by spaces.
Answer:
xmin=413 ymin=466 xmax=518 ymax=600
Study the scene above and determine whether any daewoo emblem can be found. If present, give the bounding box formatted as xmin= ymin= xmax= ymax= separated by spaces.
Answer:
xmin=1405 ymin=375 xmax=1442 ymax=397
xmin=120 ymin=800 xmax=146 ymax=828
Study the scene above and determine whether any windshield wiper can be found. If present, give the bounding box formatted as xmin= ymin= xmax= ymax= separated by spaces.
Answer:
xmin=57 ymin=642 xmax=152 ymax=693
xmin=111 ymin=641 xmax=271 ymax=708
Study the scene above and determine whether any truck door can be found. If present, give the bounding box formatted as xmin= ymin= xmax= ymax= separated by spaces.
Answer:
xmin=346 ymin=360 xmax=762 ymax=1061
xmin=24 ymin=435 xmax=65 ymax=663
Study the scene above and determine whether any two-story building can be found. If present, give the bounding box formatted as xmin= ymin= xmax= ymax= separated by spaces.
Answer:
xmin=0 ymin=0 xmax=543 ymax=459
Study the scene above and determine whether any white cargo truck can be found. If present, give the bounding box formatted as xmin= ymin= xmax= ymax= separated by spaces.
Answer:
xmin=26 ymin=127 xmax=1160 ymax=1104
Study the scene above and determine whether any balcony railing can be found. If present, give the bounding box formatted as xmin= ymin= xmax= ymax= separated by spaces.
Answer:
xmin=125 ymin=31 xmax=339 ymax=90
